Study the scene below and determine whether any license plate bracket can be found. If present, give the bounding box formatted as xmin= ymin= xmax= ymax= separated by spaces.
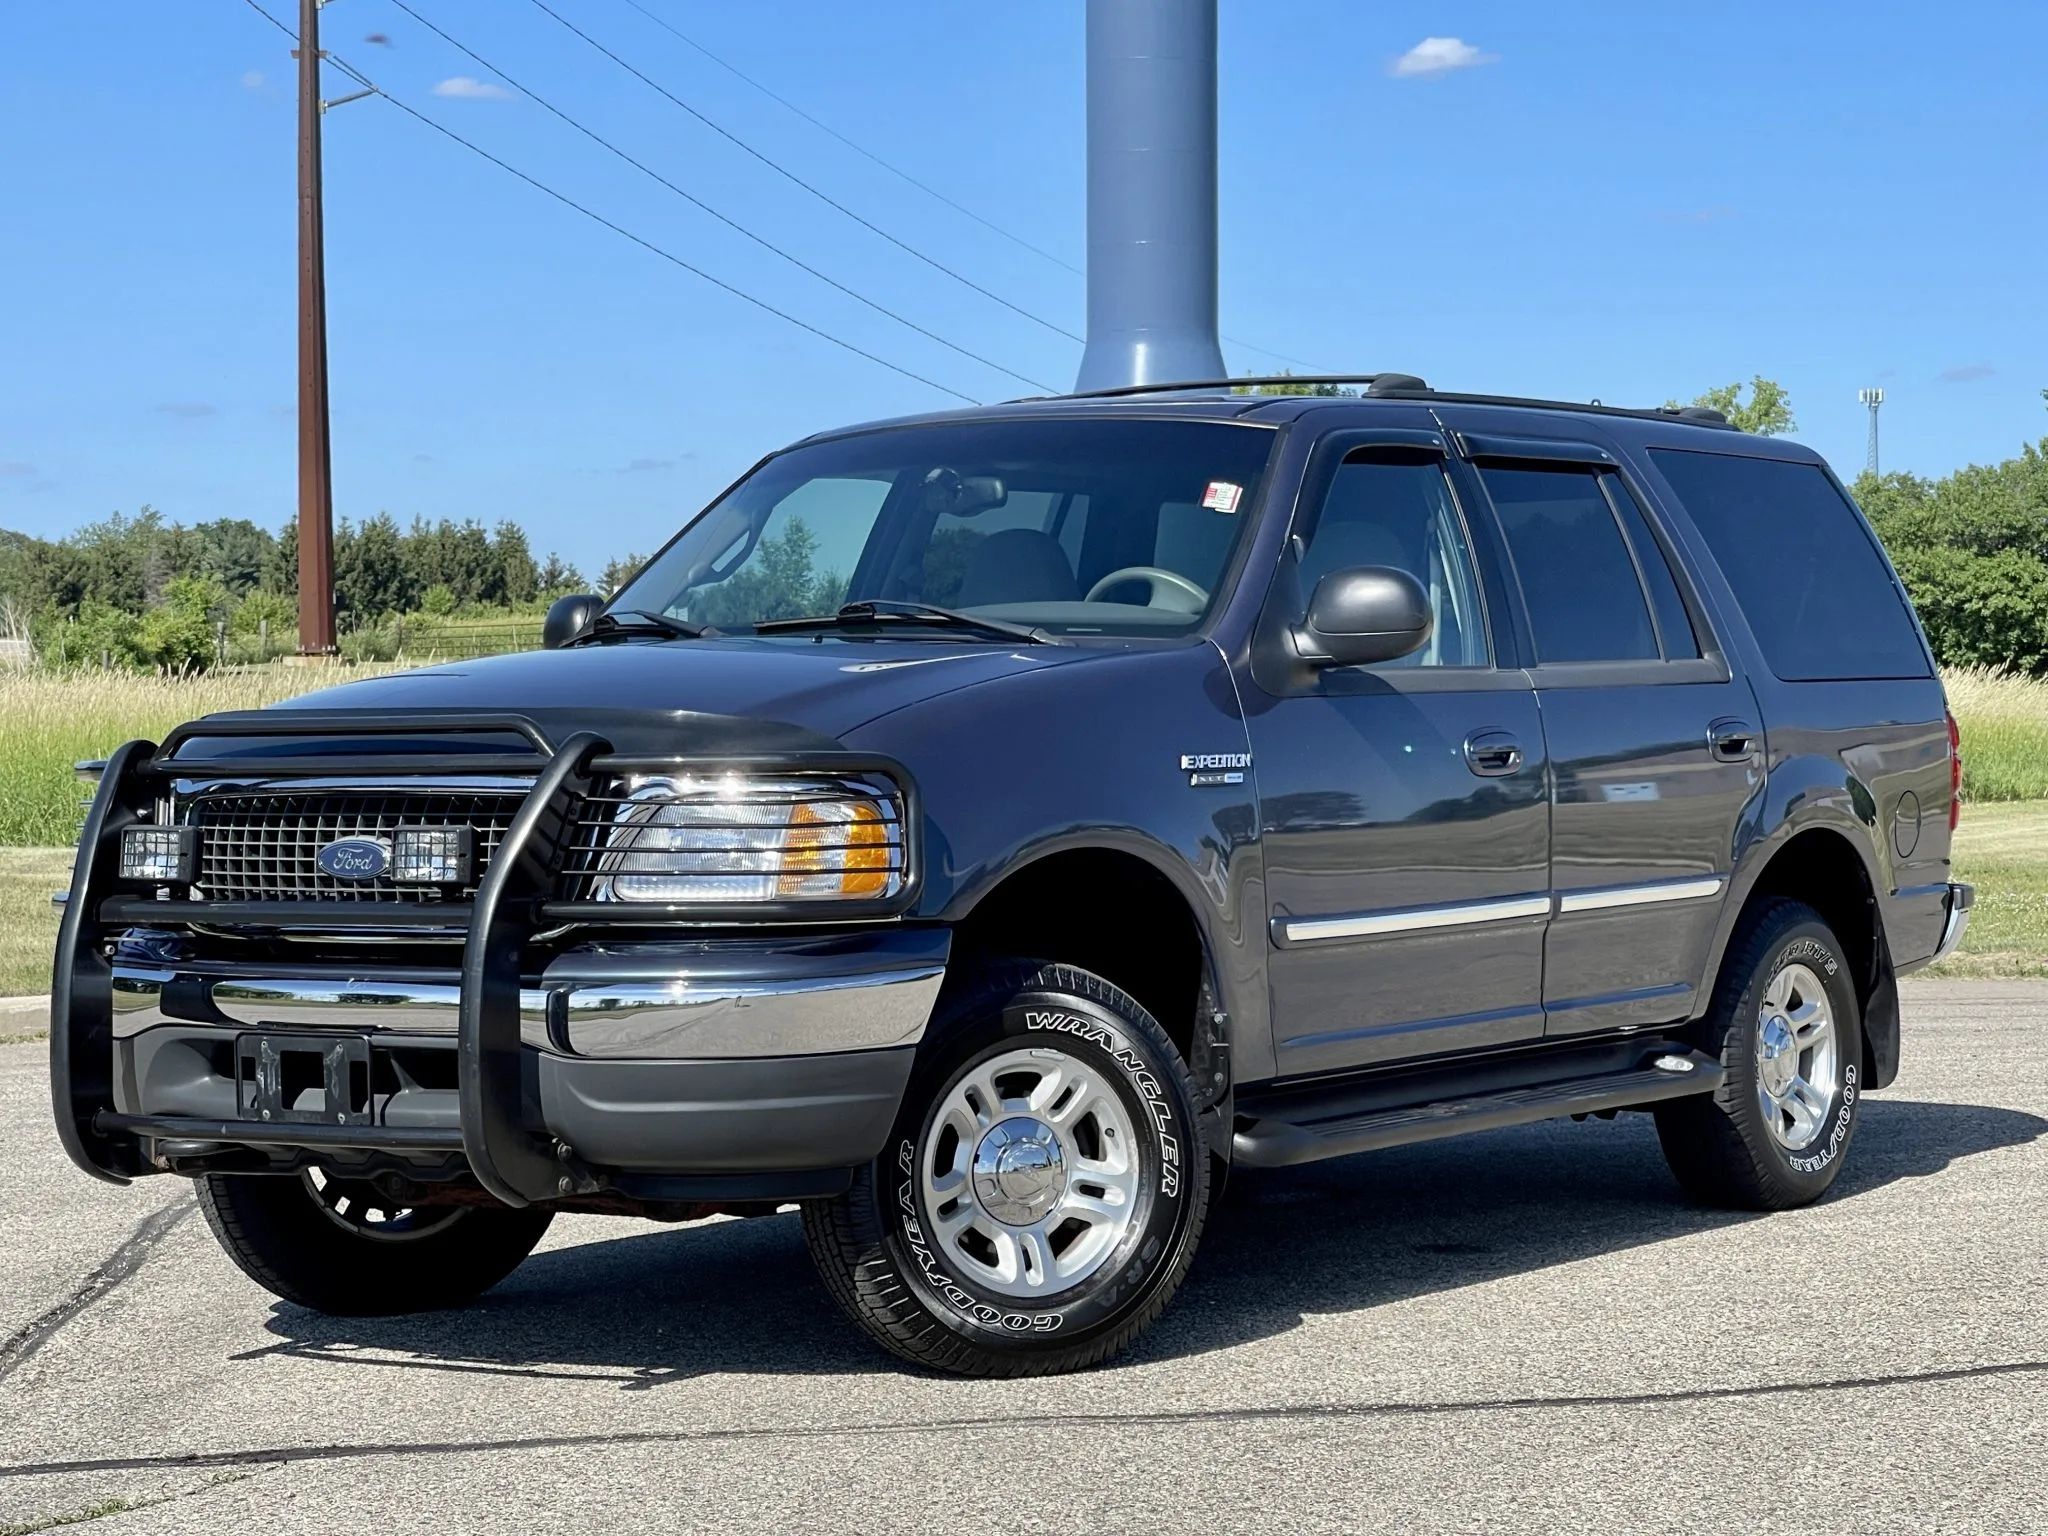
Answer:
xmin=235 ymin=1032 xmax=374 ymax=1126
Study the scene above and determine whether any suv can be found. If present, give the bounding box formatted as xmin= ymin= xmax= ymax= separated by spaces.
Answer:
xmin=53 ymin=376 xmax=1971 ymax=1376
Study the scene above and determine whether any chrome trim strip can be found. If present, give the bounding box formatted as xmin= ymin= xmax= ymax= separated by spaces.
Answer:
xmin=1930 ymin=881 xmax=1975 ymax=965
xmin=112 ymin=968 xmax=550 ymax=1050
xmin=1554 ymin=877 xmax=1725 ymax=915
xmin=1281 ymin=893 xmax=1552 ymax=945
xmin=109 ymin=953 xmax=944 ymax=1060
xmin=561 ymin=965 xmax=943 ymax=1059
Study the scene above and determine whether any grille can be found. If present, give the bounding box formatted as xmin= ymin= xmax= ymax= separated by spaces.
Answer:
xmin=186 ymin=788 xmax=526 ymax=903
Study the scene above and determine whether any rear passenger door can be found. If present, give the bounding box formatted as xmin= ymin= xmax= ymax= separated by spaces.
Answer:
xmin=1453 ymin=433 xmax=1761 ymax=1036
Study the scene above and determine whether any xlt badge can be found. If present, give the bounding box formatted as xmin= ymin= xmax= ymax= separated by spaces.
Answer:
xmin=1179 ymin=752 xmax=1250 ymax=787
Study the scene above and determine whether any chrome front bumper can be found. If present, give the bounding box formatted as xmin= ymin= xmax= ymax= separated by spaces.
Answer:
xmin=109 ymin=929 xmax=948 ymax=1060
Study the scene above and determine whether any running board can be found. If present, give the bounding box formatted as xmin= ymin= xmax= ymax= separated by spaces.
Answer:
xmin=1232 ymin=1048 xmax=1724 ymax=1169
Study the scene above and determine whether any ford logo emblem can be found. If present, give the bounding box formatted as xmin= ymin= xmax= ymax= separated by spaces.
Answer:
xmin=317 ymin=838 xmax=390 ymax=882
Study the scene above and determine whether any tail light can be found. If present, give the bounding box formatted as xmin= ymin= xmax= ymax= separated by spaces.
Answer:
xmin=1945 ymin=708 xmax=1962 ymax=831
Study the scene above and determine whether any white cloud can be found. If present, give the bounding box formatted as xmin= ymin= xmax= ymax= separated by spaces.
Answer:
xmin=241 ymin=70 xmax=266 ymax=91
xmin=1389 ymin=37 xmax=1497 ymax=79
xmin=432 ymin=76 xmax=512 ymax=101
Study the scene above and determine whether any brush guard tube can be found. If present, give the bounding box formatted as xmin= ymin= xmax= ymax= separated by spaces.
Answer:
xmin=52 ymin=723 xmax=926 ymax=1206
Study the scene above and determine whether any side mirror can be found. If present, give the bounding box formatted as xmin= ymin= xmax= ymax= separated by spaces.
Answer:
xmin=1294 ymin=565 xmax=1434 ymax=667
xmin=543 ymin=594 xmax=603 ymax=649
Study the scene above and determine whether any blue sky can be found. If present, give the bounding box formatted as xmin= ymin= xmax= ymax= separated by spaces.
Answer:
xmin=4 ymin=1 xmax=2045 ymax=577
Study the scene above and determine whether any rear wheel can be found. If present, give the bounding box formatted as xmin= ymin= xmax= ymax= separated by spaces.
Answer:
xmin=1655 ymin=899 xmax=1865 ymax=1210
xmin=197 ymin=1170 xmax=553 ymax=1315
xmin=802 ymin=960 xmax=1210 ymax=1376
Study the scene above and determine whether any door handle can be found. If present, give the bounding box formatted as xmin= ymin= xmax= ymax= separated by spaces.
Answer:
xmin=1464 ymin=731 xmax=1524 ymax=778
xmin=1708 ymin=718 xmax=1758 ymax=763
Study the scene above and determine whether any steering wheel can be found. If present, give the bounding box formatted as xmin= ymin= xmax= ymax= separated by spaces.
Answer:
xmin=1084 ymin=566 xmax=1210 ymax=613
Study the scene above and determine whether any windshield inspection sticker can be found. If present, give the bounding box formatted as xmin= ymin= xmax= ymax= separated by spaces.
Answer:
xmin=1201 ymin=480 xmax=1243 ymax=514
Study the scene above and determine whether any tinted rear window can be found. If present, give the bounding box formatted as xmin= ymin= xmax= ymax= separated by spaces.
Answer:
xmin=1650 ymin=450 xmax=1929 ymax=681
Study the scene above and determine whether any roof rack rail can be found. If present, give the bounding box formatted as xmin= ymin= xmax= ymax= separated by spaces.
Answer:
xmin=1019 ymin=375 xmax=1743 ymax=431
xmin=1039 ymin=373 xmax=1430 ymax=402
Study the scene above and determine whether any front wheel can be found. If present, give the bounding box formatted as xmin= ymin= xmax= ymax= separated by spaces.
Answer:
xmin=1655 ymin=899 xmax=1865 ymax=1210
xmin=198 ymin=1169 xmax=554 ymax=1315
xmin=802 ymin=961 xmax=1211 ymax=1376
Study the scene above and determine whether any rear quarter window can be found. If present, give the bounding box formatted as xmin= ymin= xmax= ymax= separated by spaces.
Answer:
xmin=1649 ymin=449 xmax=1930 ymax=682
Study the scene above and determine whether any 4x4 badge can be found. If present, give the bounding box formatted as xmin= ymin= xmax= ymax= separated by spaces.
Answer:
xmin=1178 ymin=752 xmax=1250 ymax=787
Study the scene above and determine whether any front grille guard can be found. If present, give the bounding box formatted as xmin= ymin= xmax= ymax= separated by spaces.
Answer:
xmin=52 ymin=713 xmax=920 ymax=1207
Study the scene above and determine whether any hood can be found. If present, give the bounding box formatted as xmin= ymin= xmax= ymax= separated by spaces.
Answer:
xmin=268 ymin=634 xmax=1108 ymax=752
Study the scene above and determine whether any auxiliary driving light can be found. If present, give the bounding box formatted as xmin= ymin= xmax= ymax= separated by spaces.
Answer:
xmin=392 ymin=825 xmax=475 ymax=886
xmin=118 ymin=825 xmax=197 ymax=885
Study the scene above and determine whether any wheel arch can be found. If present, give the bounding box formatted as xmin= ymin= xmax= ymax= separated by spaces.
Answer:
xmin=938 ymin=836 xmax=1241 ymax=1149
xmin=1706 ymin=813 xmax=1902 ymax=1089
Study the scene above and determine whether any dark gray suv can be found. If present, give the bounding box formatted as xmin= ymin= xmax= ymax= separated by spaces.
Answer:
xmin=53 ymin=375 xmax=1971 ymax=1376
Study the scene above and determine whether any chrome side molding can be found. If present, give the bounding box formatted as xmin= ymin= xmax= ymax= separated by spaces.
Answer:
xmin=1554 ymin=876 xmax=1725 ymax=915
xmin=1280 ymin=893 xmax=1552 ymax=946
xmin=1278 ymin=875 xmax=1728 ymax=946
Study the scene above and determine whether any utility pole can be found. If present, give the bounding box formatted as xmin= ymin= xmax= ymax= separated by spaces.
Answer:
xmin=1859 ymin=387 xmax=1884 ymax=477
xmin=295 ymin=0 xmax=337 ymax=656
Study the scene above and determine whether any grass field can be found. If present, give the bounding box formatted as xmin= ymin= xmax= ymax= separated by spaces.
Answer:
xmin=1942 ymin=666 xmax=2048 ymax=803
xmin=0 ymin=663 xmax=405 ymax=846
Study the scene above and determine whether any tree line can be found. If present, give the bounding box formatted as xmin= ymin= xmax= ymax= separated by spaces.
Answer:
xmin=0 ymin=510 xmax=636 ymax=671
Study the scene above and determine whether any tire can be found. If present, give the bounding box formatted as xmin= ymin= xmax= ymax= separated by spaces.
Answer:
xmin=802 ymin=960 xmax=1211 ymax=1377
xmin=197 ymin=1169 xmax=554 ymax=1316
xmin=1655 ymin=899 xmax=1866 ymax=1210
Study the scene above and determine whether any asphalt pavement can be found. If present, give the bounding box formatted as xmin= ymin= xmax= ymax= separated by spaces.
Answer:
xmin=2 ymin=980 xmax=2042 ymax=1534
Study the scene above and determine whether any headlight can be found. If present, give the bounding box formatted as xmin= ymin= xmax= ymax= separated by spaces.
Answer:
xmin=587 ymin=775 xmax=906 ymax=905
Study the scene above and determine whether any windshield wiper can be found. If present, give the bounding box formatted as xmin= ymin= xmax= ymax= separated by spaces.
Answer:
xmin=565 ymin=609 xmax=713 ymax=646
xmin=754 ymin=599 xmax=1058 ymax=645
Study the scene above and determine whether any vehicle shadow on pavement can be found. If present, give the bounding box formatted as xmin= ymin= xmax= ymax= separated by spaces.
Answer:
xmin=251 ymin=1096 xmax=2044 ymax=1382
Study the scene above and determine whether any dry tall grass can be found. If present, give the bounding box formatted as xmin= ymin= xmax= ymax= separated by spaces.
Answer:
xmin=1941 ymin=666 xmax=2048 ymax=803
xmin=0 ymin=664 xmax=401 ymax=845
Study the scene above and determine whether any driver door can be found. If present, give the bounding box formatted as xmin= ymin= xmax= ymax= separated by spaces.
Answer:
xmin=1245 ymin=425 xmax=1551 ymax=1078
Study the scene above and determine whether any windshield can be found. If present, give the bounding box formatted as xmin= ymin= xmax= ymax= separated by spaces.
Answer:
xmin=611 ymin=418 xmax=1278 ymax=638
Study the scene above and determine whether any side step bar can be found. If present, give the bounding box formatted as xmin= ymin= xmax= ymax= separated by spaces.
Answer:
xmin=1233 ymin=1048 xmax=1724 ymax=1169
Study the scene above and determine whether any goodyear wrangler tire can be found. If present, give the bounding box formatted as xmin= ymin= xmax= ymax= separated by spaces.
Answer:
xmin=1654 ymin=899 xmax=1865 ymax=1211
xmin=801 ymin=960 xmax=1210 ymax=1376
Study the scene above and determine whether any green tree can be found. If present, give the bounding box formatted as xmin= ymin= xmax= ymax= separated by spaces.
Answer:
xmin=191 ymin=518 xmax=274 ymax=595
xmin=597 ymin=553 xmax=645 ymax=597
xmin=335 ymin=512 xmax=414 ymax=622
xmin=1233 ymin=370 xmax=1354 ymax=398
xmin=1668 ymin=377 xmax=1796 ymax=435
xmin=1855 ymin=437 xmax=2048 ymax=673
xmin=135 ymin=574 xmax=225 ymax=672
xmin=491 ymin=520 xmax=540 ymax=606
xmin=266 ymin=517 xmax=299 ymax=597
xmin=536 ymin=550 xmax=584 ymax=596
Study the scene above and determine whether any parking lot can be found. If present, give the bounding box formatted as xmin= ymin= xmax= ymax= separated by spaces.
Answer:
xmin=2 ymin=980 xmax=2042 ymax=1534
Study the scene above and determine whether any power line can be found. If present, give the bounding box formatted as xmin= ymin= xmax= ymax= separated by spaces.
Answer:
xmin=233 ymin=0 xmax=981 ymax=404
xmin=513 ymin=0 xmax=1088 ymax=347
xmin=613 ymin=0 xmax=1083 ymax=277
xmin=381 ymin=0 xmax=1050 ymax=394
xmin=605 ymin=0 xmax=1320 ymax=373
